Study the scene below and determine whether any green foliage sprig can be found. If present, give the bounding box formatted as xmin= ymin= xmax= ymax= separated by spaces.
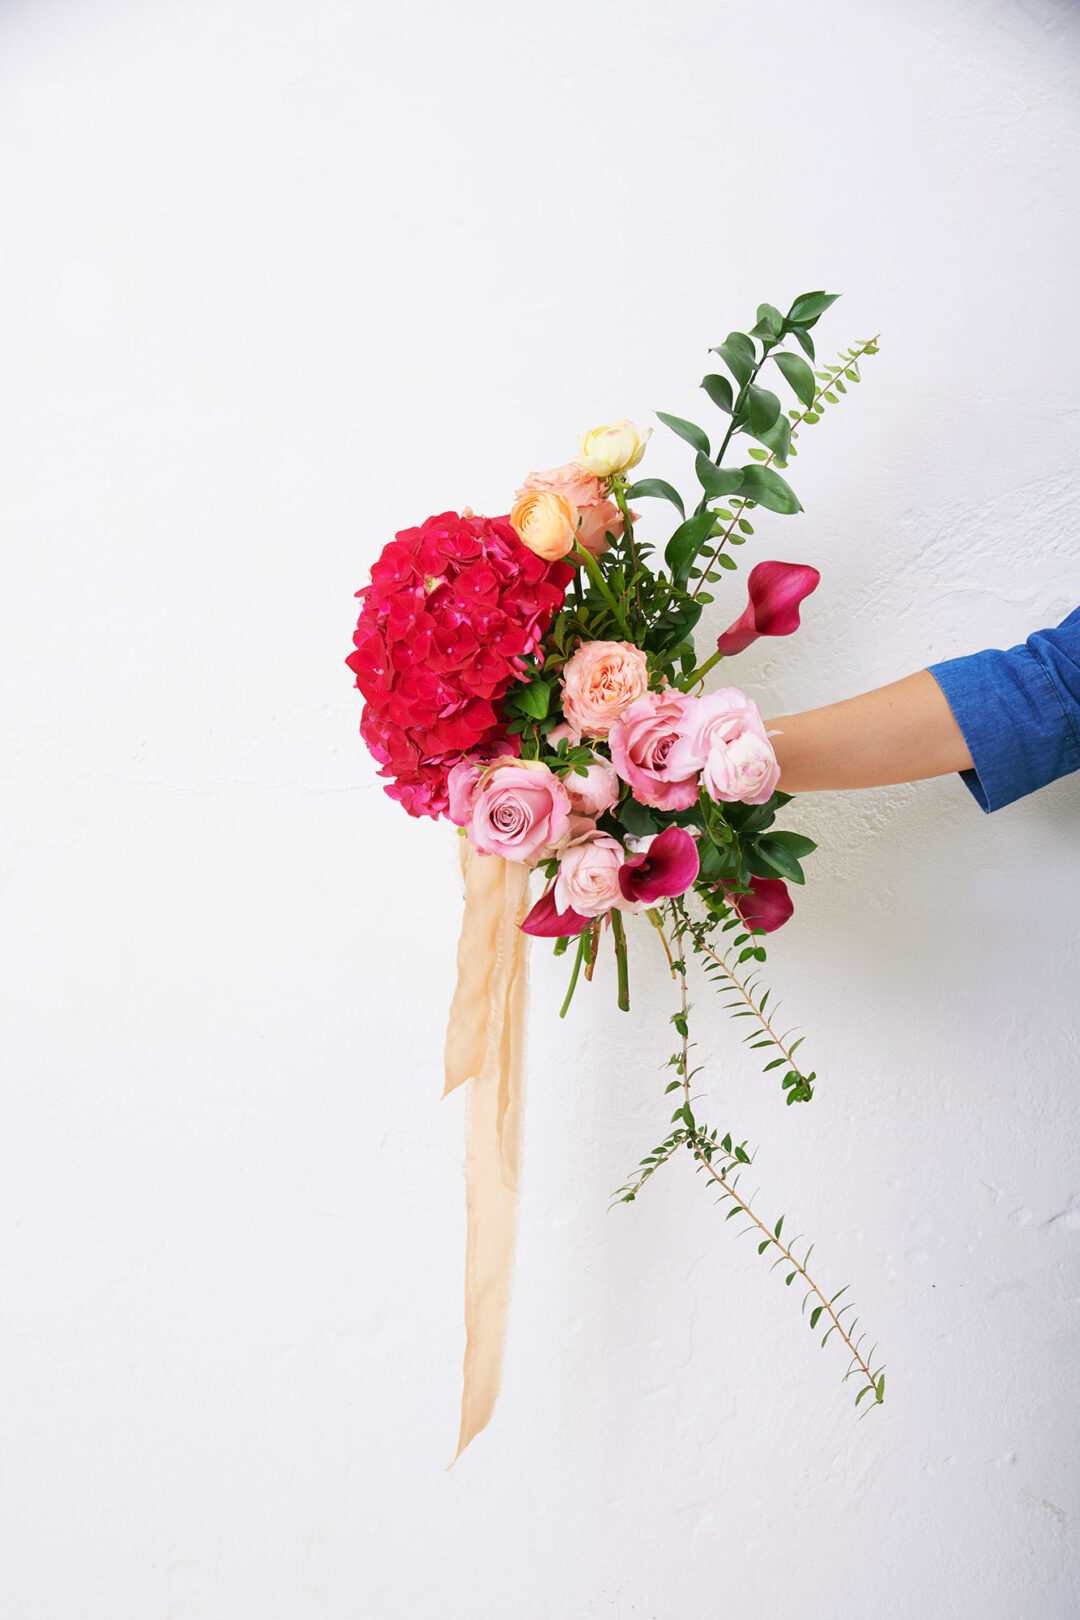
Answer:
xmin=610 ymin=897 xmax=885 ymax=1413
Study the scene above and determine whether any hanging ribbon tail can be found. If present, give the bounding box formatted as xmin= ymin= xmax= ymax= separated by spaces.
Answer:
xmin=443 ymin=839 xmax=531 ymax=1466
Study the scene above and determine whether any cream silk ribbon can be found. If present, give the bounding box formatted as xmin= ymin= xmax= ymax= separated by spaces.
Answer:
xmin=443 ymin=839 xmax=531 ymax=1464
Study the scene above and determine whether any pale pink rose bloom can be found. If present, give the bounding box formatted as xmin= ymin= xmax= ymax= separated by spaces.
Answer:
xmin=446 ymin=758 xmax=482 ymax=827
xmin=554 ymin=829 xmax=625 ymax=918
xmin=546 ymin=719 xmax=581 ymax=747
xmin=518 ymin=464 xmax=625 ymax=559
xmin=563 ymin=754 xmax=620 ymax=817
xmin=607 ymin=690 xmax=700 ymax=811
xmin=561 ymin=640 xmax=650 ymax=738
xmin=666 ymin=685 xmax=770 ymax=774
xmin=468 ymin=759 xmax=572 ymax=864
xmin=665 ymin=685 xmax=777 ymax=806
xmin=700 ymin=730 xmax=780 ymax=805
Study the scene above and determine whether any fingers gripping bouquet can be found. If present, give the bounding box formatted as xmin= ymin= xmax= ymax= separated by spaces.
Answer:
xmin=348 ymin=293 xmax=885 ymax=1458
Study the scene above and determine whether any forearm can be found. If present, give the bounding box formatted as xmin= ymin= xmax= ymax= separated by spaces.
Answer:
xmin=766 ymin=669 xmax=972 ymax=794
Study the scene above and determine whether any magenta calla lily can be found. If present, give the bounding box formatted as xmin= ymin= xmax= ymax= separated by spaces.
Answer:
xmin=520 ymin=887 xmax=590 ymax=938
xmin=728 ymin=874 xmax=793 ymax=933
xmin=716 ymin=561 xmax=821 ymax=657
xmin=618 ymin=826 xmax=700 ymax=906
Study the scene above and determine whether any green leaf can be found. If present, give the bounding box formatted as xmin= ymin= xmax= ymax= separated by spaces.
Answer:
xmin=745 ymin=384 xmax=781 ymax=434
xmin=625 ymin=477 xmax=685 ymax=518
xmin=754 ymin=412 xmax=791 ymax=461
xmin=711 ymin=332 xmax=755 ymax=389
xmin=790 ymin=326 xmax=815 ymax=362
xmin=751 ymin=302 xmax=784 ymax=339
xmin=664 ymin=509 xmax=716 ymax=583
xmin=701 ymin=373 xmax=734 ymax=414
xmin=753 ymin=835 xmax=806 ymax=885
xmin=617 ymin=796 xmax=660 ymax=837
xmin=772 ymin=350 xmax=817 ymax=408
xmin=657 ymin=411 xmax=710 ymax=456
xmin=787 ymin=290 xmax=840 ymax=326
xmin=513 ymin=681 xmax=551 ymax=719
xmin=810 ymin=1305 xmax=824 ymax=1330
xmin=736 ymin=463 xmax=801 ymax=515
xmin=760 ymin=829 xmax=817 ymax=859
xmin=695 ymin=454 xmax=744 ymax=501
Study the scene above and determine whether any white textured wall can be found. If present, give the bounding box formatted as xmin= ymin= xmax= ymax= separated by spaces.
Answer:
xmin=2 ymin=1 xmax=1079 ymax=1615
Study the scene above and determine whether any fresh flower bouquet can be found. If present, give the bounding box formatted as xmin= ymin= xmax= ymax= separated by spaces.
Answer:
xmin=348 ymin=292 xmax=884 ymax=1460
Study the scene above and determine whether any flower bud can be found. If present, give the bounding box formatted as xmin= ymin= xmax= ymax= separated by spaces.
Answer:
xmin=575 ymin=419 xmax=651 ymax=479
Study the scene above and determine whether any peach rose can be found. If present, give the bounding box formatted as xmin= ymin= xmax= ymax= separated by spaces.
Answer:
xmin=575 ymin=419 xmax=651 ymax=479
xmin=554 ymin=829 xmax=625 ymax=918
xmin=509 ymin=489 xmax=577 ymax=562
xmin=517 ymin=463 xmax=625 ymax=559
xmin=561 ymin=640 xmax=650 ymax=738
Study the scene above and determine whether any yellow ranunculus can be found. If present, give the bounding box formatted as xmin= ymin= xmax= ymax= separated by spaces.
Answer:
xmin=509 ymin=489 xmax=578 ymax=561
xmin=574 ymin=419 xmax=651 ymax=479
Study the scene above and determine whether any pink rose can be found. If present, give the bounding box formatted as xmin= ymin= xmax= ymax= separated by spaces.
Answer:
xmin=666 ymin=686 xmax=778 ymax=806
xmin=563 ymin=754 xmax=620 ymax=817
xmin=700 ymin=730 xmax=780 ymax=805
xmin=554 ymin=829 xmax=625 ymax=918
xmin=517 ymin=463 xmax=626 ymax=559
xmin=446 ymin=758 xmax=482 ymax=826
xmin=607 ymin=690 xmax=701 ymax=811
xmin=468 ymin=759 xmax=572 ymax=863
xmin=561 ymin=640 xmax=650 ymax=738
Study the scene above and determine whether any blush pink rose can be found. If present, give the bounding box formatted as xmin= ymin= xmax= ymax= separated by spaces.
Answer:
xmin=554 ymin=829 xmax=625 ymax=918
xmin=446 ymin=758 xmax=482 ymax=826
xmin=561 ymin=640 xmax=650 ymax=738
xmin=563 ymin=754 xmax=620 ymax=817
xmin=666 ymin=686 xmax=778 ymax=806
xmin=468 ymin=759 xmax=572 ymax=863
xmin=517 ymin=463 xmax=626 ymax=559
xmin=700 ymin=730 xmax=780 ymax=805
xmin=607 ymin=690 xmax=701 ymax=811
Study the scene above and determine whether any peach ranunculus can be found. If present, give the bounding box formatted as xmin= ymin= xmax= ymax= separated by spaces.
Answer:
xmin=575 ymin=419 xmax=651 ymax=479
xmin=468 ymin=758 xmax=571 ymax=863
xmin=554 ymin=829 xmax=625 ymax=918
xmin=561 ymin=640 xmax=650 ymax=738
xmin=517 ymin=463 xmax=624 ymax=559
xmin=509 ymin=488 xmax=577 ymax=562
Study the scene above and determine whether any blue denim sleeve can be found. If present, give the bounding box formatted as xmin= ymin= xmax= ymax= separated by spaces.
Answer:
xmin=926 ymin=606 xmax=1080 ymax=812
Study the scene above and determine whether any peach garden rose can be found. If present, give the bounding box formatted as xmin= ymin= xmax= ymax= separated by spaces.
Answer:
xmin=561 ymin=640 xmax=650 ymax=738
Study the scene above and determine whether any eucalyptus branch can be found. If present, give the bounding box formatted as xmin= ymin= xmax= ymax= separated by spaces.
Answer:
xmin=661 ymin=902 xmax=883 ymax=1409
xmin=674 ymin=895 xmax=815 ymax=1104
